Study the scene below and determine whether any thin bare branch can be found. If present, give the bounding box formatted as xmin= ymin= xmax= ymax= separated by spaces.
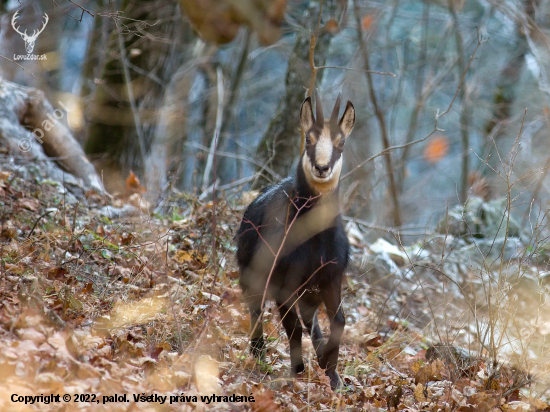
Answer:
xmin=316 ymin=65 xmax=396 ymax=77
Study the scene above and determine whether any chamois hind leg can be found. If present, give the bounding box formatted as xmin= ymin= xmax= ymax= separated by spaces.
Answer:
xmin=319 ymin=285 xmax=345 ymax=390
xmin=276 ymin=300 xmax=304 ymax=375
xmin=298 ymin=296 xmax=324 ymax=360
xmin=247 ymin=294 xmax=266 ymax=359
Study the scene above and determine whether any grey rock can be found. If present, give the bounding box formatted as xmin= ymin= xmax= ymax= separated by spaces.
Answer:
xmin=97 ymin=204 xmax=139 ymax=219
xmin=438 ymin=196 xmax=520 ymax=240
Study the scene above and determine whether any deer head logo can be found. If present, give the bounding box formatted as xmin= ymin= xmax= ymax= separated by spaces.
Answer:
xmin=11 ymin=11 xmax=49 ymax=54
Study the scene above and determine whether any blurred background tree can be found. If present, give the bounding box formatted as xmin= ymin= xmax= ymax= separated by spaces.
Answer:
xmin=1 ymin=0 xmax=550 ymax=235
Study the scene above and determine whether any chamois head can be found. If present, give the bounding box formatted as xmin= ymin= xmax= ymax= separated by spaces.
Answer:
xmin=300 ymin=91 xmax=355 ymax=193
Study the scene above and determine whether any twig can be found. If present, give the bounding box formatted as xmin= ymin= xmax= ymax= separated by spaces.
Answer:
xmin=259 ymin=200 xmax=310 ymax=313
xmin=198 ymin=179 xmax=219 ymax=201
xmin=166 ymin=238 xmax=184 ymax=352
xmin=27 ymin=210 xmax=53 ymax=239
xmin=341 ymin=128 xmax=438 ymax=181
xmin=437 ymin=28 xmax=486 ymax=119
xmin=342 ymin=28 xmax=486 ymax=188
xmin=522 ymin=108 xmax=550 ymax=226
xmin=397 ymin=1 xmax=430 ymax=189
xmin=186 ymin=142 xmax=281 ymax=181
xmin=275 ymin=259 xmax=336 ymax=311
xmin=398 ymin=54 xmax=458 ymax=186
xmin=218 ymin=175 xmax=256 ymax=191
xmin=51 ymin=0 xmax=95 ymax=21
xmin=0 ymin=55 xmax=36 ymax=79
xmin=301 ymin=0 xmax=324 ymax=156
xmin=307 ymin=0 xmax=324 ymax=96
xmin=353 ymin=0 xmax=401 ymax=227
xmin=316 ymin=65 xmax=396 ymax=76
xmin=342 ymin=215 xmax=435 ymax=236
xmin=390 ymin=232 xmax=445 ymax=345
xmin=115 ymin=14 xmax=147 ymax=168
xmin=203 ymin=66 xmax=224 ymax=189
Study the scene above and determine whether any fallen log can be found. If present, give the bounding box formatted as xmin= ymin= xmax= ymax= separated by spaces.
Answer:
xmin=0 ymin=77 xmax=104 ymax=195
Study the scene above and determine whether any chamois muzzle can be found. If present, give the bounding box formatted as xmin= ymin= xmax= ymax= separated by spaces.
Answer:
xmin=314 ymin=164 xmax=330 ymax=177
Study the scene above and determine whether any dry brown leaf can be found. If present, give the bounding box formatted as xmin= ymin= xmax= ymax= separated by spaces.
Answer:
xmin=120 ymin=232 xmax=135 ymax=246
xmin=424 ymin=135 xmax=449 ymax=164
xmin=468 ymin=392 xmax=498 ymax=412
xmin=126 ymin=170 xmax=146 ymax=194
xmin=362 ymin=15 xmax=374 ymax=30
xmin=411 ymin=359 xmax=423 ymax=374
xmin=528 ymin=397 xmax=548 ymax=410
xmin=325 ymin=18 xmax=339 ymax=34
xmin=46 ymin=266 xmax=68 ymax=280
xmin=81 ymin=282 xmax=94 ymax=294
xmin=15 ymin=197 xmax=40 ymax=212
xmin=175 ymin=250 xmax=193 ymax=263
xmin=96 ymin=224 xmax=105 ymax=237
xmin=128 ymin=193 xmax=150 ymax=211
xmin=70 ymin=238 xmax=84 ymax=254
xmin=251 ymin=389 xmax=280 ymax=411
xmin=17 ymin=328 xmax=46 ymax=345
xmin=179 ymin=0 xmax=286 ymax=45
xmin=414 ymin=383 xmax=427 ymax=402
xmin=104 ymin=296 xmax=169 ymax=330
xmin=151 ymin=341 xmax=172 ymax=359
xmin=415 ymin=359 xmax=444 ymax=384
xmin=1 ymin=221 xmax=17 ymax=239
xmin=364 ymin=332 xmax=382 ymax=347
xmin=194 ymin=355 xmax=220 ymax=394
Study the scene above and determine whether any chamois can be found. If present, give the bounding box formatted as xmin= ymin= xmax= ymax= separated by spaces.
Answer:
xmin=236 ymin=92 xmax=355 ymax=390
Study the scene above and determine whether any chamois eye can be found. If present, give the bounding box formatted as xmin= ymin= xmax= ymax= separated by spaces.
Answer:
xmin=305 ymin=134 xmax=312 ymax=145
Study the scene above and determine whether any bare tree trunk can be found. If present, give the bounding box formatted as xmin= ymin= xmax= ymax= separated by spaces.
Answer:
xmin=481 ymin=0 xmax=535 ymax=199
xmin=254 ymin=0 xmax=340 ymax=186
xmin=484 ymin=2 xmax=533 ymax=141
xmin=83 ymin=0 xmax=185 ymax=186
xmin=447 ymin=0 xmax=471 ymax=205
xmin=353 ymin=0 xmax=401 ymax=227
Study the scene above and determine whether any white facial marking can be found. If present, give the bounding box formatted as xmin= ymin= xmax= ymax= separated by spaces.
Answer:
xmin=302 ymin=154 xmax=342 ymax=194
xmin=315 ymin=126 xmax=333 ymax=167
xmin=331 ymin=157 xmax=342 ymax=179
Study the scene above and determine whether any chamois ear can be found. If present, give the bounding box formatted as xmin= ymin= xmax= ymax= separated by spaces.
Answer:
xmin=300 ymin=97 xmax=315 ymax=132
xmin=339 ymin=101 xmax=355 ymax=137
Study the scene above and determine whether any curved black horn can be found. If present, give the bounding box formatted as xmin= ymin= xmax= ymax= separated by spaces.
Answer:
xmin=331 ymin=92 xmax=342 ymax=124
xmin=314 ymin=90 xmax=324 ymax=125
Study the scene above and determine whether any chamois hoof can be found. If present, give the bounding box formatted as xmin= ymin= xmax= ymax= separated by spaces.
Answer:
xmin=250 ymin=337 xmax=266 ymax=359
xmin=318 ymin=354 xmax=328 ymax=369
xmin=326 ymin=370 xmax=343 ymax=391
xmin=292 ymin=361 xmax=305 ymax=375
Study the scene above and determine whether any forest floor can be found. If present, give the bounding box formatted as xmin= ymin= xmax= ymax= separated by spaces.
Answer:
xmin=1 ymin=158 xmax=549 ymax=412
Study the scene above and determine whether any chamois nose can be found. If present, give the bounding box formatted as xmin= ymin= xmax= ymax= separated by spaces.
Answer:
xmin=314 ymin=164 xmax=330 ymax=175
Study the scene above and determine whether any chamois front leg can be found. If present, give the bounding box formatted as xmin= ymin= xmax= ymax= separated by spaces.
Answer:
xmin=277 ymin=301 xmax=304 ymax=375
xmin=248 ymin=296 xmax=266 ymax=359
xmin=319 ymin=285 xmax=345 ymax=390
